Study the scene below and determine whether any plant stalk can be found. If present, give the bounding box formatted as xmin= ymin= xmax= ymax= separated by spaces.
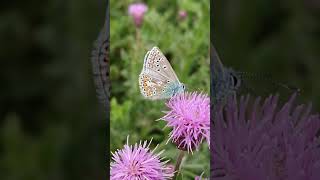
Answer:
xmin=173 ymin=150 xmax=185 ymax=179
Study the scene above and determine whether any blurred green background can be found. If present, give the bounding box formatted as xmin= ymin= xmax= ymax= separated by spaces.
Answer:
xmin=110 ymin=0 xmax=210 ymax=179
xmin=0 ymin=1 xmax=107 ymax=179
xmin=212 ymin=0 xmax=320 ymax=108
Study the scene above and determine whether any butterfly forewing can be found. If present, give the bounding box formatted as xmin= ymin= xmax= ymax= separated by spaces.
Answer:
xmin=211 ymin=43 xmax=225 ymax=82
xmin=144 ymin=47 xmax=180 ymax=82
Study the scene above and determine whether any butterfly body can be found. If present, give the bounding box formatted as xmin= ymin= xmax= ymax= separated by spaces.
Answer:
xmin=163 ymin=82 xmax=185 ymax=98
xmin=139 ymin=47 xmax=185 ymax=100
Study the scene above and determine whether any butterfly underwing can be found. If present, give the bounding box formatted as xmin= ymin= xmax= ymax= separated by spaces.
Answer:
xmin=138 ymin=47 xmax=185 ymax=100
xmin=91 ymin=20 xmax=109 ymax=111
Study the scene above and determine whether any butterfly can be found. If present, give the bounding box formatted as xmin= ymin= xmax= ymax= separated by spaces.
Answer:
xmin=138 ymin=46 xmax=185 ymax=100
xmin=211 ymin=43 xmax=299 ymax=104
xmin=211 ymin=43 xmax=241 ymax=104
xmin=210 ymin=43 xmax=243 ymax=178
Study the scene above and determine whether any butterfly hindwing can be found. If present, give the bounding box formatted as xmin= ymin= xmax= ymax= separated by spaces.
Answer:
xmin=138 ymin=73 xmax=177 ymax=100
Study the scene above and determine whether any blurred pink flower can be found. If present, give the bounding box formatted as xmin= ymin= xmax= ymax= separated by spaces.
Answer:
xmin=161 ymin=92 xmax=210 ymax=153
xmin=128 ymin=3 xmax=148 ymax=28
xmin=195 ymin=176 xmax=208 ymax=180
xmin=178 ymin=10 xmax=187 ymax=20
xmin=110 ymin=137 xmax=173 ymax=180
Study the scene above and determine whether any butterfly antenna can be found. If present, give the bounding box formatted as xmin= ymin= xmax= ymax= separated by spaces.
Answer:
xmin=237 ymin=72 xmax=301 ymax=94
xmin=186 ymin=86 xmax=203 ymax=93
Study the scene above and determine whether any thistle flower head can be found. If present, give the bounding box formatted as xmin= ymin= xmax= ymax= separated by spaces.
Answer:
xmin=110 ymin=137 xmax=173 ymax=180
xmin=162 ymin=92 xmax=210 ymax=153
xmin=128 ymin=3 xmax=148 ymax=28
xmin=212 ymin=93 xmax=320 ymax=180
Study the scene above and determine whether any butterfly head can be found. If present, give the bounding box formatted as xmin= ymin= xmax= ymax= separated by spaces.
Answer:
xmin=174 ymin=83 xmax=185 ymax=95
xmin=181 ymin=83 xmax=186 ymax=91
xmin=229 ymin=71 xmax=241 ymax=90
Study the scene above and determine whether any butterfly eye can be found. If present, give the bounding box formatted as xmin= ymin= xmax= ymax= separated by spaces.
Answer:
xmin=230 ymin=73 xmax=241 ymax=88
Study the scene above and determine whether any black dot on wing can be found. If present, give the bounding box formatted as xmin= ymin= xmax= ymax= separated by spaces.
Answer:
xmin=157 ymin=69 xmax=160 ymax=71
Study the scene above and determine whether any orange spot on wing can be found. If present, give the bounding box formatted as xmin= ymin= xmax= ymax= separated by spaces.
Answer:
xmin=141 ymin=75 xmax=153 ymax=97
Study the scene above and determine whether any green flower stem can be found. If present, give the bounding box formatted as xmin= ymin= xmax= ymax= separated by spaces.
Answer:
xmin=131 ymin=27 xmax=141 ymax=96
xmin=173 ymin=150 xmax=185 ymax=179
xmin=135 ymin=27 xmax=141 ymax=49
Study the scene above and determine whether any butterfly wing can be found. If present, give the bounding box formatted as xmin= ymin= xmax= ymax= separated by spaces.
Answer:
xmin=91 ymin=21 xmax=109 ymax=111
xmin=139 ymin=47 xmax=182 ymax=100
xmin=211 ymin=43 xmax=225 ymax=82
xmin=143 ymin=47 xmax=180 ymax=83
xmin=138 ymin=72 xmax=174 ymax=100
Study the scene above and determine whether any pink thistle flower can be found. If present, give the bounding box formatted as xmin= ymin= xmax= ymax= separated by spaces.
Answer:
xmin=161 ymin=92 xmax=210 ymax=153
xmin=128 ymin=3 xmax=148 ymax=28
xmin=110 ymin=137 xmax=173 ymax=180
xmin=212 ymin=93 xmax=320 ymax=179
